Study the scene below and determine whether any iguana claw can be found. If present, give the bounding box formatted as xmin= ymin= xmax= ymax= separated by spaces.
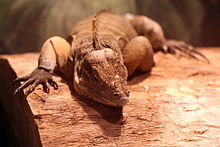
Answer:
xmin=14 ymin=68 xmax=58 ymax=96
xmin=164 ymin=39 xmax=210 ymax=64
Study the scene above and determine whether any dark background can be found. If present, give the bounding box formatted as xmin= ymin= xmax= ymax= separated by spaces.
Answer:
xmin=0 ymin=0 xmax=220 ymax=54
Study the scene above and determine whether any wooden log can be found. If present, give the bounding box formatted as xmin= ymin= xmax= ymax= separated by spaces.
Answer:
xmin=0 ymin=58 xmax=42 ymax=147
xmin=1 ymin=47 xmax=220 ymax=146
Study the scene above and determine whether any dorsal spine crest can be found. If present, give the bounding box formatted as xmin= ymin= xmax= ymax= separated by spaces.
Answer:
xmin=93 ymin=10 xmax=110 ymax=50
xmin=92 ymin=13 xmax=100 ymax=49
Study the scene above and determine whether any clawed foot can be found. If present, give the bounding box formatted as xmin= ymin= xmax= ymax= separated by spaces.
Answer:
xmin=163 ymin=39 xmax=210 ymax=63
xmin=14 ymin=68 xmax=58 ymax=96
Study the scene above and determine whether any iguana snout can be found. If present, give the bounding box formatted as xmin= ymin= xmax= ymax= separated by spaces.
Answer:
xmin=75 ymin=48 xmax=129 ymax=107
xmin=110 ymin=75 xmax=130 ymax=106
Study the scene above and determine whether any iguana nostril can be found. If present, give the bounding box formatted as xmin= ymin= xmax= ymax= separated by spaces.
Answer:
xmin=126 ymin=90 xmax=130 ymax=96
xmin=113 ymin=91 xmax=120 ymax=97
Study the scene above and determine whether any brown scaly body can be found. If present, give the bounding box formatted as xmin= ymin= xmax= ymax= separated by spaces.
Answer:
xmin=14 ymin=11 xmax=208 ymax=107
xmin=69 ymin=11 xmax=137 ymax=64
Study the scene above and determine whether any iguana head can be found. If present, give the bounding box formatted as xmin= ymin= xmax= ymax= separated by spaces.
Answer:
xmin=74 ymin=48 xmax=130 ymax=107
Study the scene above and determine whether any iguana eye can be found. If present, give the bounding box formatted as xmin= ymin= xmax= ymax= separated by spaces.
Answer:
xmin=113 ymin=91 xmax=120 ymax=97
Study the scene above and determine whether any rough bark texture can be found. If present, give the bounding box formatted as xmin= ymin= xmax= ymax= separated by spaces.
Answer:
xmin=0 ymin=58 xmax=42 ymax=147
xmin=1 ymin=47 xmax=220 ymax=146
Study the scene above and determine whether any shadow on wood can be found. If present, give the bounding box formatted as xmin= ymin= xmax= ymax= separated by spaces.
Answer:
xmin=66 ymin=80 xmax=125 ymax=137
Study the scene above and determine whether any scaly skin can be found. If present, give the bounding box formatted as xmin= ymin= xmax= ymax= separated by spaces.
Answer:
xmin=14 ymin=11 xmax=208 ymax=107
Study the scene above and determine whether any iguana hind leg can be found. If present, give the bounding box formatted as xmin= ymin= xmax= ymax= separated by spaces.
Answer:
xmin=122 ymin=36 xmax=154 ymax=77
xmin=127 ymin=15 xmax=209 ymax=63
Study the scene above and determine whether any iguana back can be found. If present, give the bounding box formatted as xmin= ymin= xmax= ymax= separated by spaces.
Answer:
xmin=69 ymin=11 xmax=138 ymax=56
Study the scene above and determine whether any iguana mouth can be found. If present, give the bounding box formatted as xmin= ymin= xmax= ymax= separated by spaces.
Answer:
xmin=100 ymin=95 xmax=129 ymax=107
xmin=114 ymin=96 xmax=129 ymax=106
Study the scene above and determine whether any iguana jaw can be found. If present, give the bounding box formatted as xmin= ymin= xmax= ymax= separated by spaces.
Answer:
xmin=99 ymin=97 xmax=129 ymax=107
xmin=73 ymin=79 xmax=129 ymax=107
xmin=92 ymin=91 xmax=130 ymax=107
xmin=111 ymin=96 xmax=129 ymax=107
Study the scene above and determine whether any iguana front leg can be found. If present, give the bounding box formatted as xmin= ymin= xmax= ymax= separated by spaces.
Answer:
xmin=14 ymin=36 xmax=71 ymax=96
xmin=127 ymin=15 xmax=209 ymax=63
xmin=122 ymin=36 xmax=154 ymax=76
